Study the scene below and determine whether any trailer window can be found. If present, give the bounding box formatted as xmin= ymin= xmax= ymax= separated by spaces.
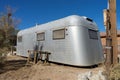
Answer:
xmin=18 ymin=36 xmax=22 ymax=42
xmin=37 ymin=32 xmax=45 ymax=41
xmin=53 ymin=29 xmax=65 ymax=40
xmin=88 ymin=29 xmax=98 ymax=40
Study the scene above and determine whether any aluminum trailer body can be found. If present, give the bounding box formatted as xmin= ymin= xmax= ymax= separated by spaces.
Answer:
xmin=17 ymin=15 xmax=104 ymax=66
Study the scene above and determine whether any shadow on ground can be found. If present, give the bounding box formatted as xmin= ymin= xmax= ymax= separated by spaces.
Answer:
xmin=0 ymin=60 xmax=27 ymax=74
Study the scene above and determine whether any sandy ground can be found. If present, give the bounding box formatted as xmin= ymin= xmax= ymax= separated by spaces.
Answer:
xmin=0 ymin=55 xmax=104 ymax=80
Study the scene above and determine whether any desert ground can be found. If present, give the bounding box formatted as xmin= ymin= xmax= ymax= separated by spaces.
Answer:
xmin=0 ymin=55 xmax=107 ymax=80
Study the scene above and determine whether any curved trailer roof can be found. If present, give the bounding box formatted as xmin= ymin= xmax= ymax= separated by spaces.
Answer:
xmin=18 ymin=15 xmax=98 ymax=36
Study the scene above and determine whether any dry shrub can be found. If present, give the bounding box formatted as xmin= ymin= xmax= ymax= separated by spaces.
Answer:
xmin=103 ymin=63 xmax=120 ymax=80
xmin=110 ymin=64 xmax=120 ymax=80
xmin=0 ymin=47 xmax=9 ymax=63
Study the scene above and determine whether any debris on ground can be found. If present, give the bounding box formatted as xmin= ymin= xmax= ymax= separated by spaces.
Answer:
xmin=0 ymin=55 xmax=119 ymax=80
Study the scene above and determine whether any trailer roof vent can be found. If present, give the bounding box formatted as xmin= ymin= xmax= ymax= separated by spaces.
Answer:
xmin=86 ymin=18 xmax=93 ymax=22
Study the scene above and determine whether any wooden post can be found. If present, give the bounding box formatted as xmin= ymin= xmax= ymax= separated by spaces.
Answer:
xmin=26 ymin=50 xmax=32 ymax=66
xmin=27 ymin=50 xmax=30 ymax=63
xmin=103 ymin=0 xmax=117 ymax=68
xmin=105 ymin=37 xmax=112 ymax=67
xmin=40 ymin=51 xmax=43 ymax=60
xmin=44 ymin=52 xmax=47 ymax=64
xmin=34 ymin=51 xmax=37 ymax=64
xmin=103 ymin=9 xmax=113 ymax=67
xmin=109 ymin=0 xmax=118 ymax=65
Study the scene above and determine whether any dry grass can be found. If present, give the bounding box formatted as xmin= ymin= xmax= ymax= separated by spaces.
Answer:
xmin=0 ymin=55 xmax=104 ymax=80
xmin=102 ymin=63 xmax=120 ymax=80
xmin=1 ymin=55 xmax=120 ymax=80
xmin=0 ymin=48 xmax=8 ymax=63
xmin=110 ymin=64 xmax=120 ymax=80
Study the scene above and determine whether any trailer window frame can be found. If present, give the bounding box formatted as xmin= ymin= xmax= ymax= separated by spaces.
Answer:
xmin=88 ymin=29 xmax=98 ymax=40
xmin=18 ymin=36 xmax=22 ymax=42
xmin=37 ymin=32 xmax=45 ymax=41
xmin=53 ymin=29 xmax=65 ymax=40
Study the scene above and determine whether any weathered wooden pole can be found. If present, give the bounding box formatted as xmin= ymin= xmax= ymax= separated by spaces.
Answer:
xmin=103 ymin=0 xmax=117 ymax=67
xmin=103 ymin=9 xmax=112 ymax=70
xmin=109 ymin=0 xmax=118 ymax=65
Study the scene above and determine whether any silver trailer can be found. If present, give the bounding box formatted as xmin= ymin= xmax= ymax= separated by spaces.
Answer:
xmin=17 ymin=15 xmax=104 ymax=66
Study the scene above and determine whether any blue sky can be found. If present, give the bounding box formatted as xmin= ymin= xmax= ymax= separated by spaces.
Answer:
xmin=0 ymin=0 xmax=120 ymax=32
